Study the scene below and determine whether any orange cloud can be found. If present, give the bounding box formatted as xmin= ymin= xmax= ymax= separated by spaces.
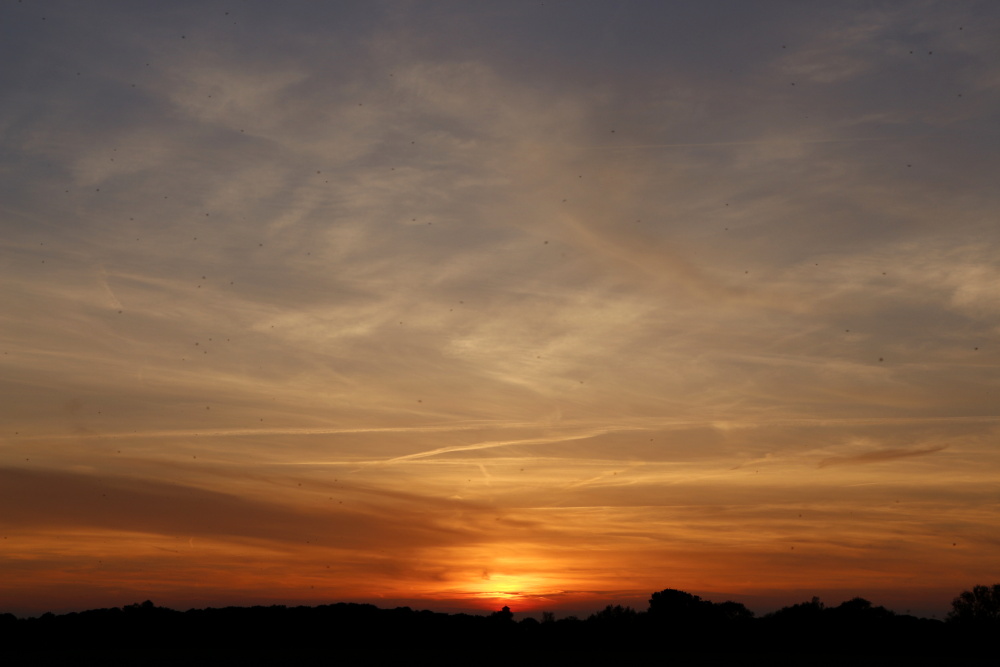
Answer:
xmin=817 ymin=445 xmax=947 ymax=468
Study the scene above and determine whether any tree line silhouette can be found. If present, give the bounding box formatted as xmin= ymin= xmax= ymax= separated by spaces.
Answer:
xmin=2 ymin=585 xmax=997 ymax=665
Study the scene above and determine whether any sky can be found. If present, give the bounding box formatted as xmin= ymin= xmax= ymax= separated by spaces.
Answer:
xmin=2 ymin=0 xmax=999 ymax=620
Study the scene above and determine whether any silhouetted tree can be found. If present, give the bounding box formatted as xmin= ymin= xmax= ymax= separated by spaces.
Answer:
xmin=123 ymin=600 xmax=156 ymax=615
xmin=490 ymin=605 xmax=514 ymax=623
xmin=765 ymin=596 xmax=826 ymax=627
xmin=588 ymin=604 xmax=638 ymax=623
xmin=715 ymin=600 xmax=754 ymax=621
xmin=829 ymin=597 xmax=893 ymax=622
xmin=648 ymin=588 xmax=707 ymax=622
xmin=947 ymin=584 xmax=1000 ymax=626
xmin=648 ymin=589 xmax=751 ymax=625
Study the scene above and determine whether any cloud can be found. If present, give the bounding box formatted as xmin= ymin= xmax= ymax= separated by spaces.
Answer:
xmin=0 ymin=466 xmax=494 ymax=552
xmin=818 ymin=445 xmax=948 ymax=468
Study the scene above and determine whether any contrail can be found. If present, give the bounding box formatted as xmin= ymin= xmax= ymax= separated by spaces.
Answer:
xmin=268 ymin=427 xmax=645 ymax=467
xmin=14 ymin=421 xmax=545 ymax=441
xmin=277 ymin=426 xmax=644 ymax=468
xmin=17 ymin=414 xmax=999 ymax=442
xmin=573 ymin=136 xmax=920 ymax=150
xmin=818 ymin=445 xmax=948 ymax=468
xmin=382 ymin=425 xmax=645 ymax=464
xmin=98 ymin=265 xmax=124 ymax=310
xmin=706 ymin=415 xmax=1000 ymax=429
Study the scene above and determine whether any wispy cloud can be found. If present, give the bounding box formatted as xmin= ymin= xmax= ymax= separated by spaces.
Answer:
xmin=818 ymin=445 xmax=948 ymax=468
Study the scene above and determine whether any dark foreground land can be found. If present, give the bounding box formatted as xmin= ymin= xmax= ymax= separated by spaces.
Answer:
xmin=3 ymin=592 xmax=997 ymax=666
xmin=4 ymin=649 xmax=993 ymax=667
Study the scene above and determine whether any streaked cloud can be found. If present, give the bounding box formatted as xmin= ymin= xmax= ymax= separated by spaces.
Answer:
xmin=818 ymin=445 xmax=948 ymax=468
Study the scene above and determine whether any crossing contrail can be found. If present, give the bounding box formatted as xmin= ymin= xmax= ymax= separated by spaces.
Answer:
xmin=573 ymin=136 xmax=924 ymax=150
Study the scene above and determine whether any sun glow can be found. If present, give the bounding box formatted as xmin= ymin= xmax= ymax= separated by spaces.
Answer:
xmin=460 ymin=573 xmax=562 ymax=611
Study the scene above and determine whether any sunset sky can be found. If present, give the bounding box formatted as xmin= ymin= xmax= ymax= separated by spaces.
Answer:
xmin=2 ymin=1 xmax=999 ymax=619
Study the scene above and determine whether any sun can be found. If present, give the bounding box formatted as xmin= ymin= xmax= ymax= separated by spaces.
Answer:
xmin=464 ymin=573 xmax=558 ymax=611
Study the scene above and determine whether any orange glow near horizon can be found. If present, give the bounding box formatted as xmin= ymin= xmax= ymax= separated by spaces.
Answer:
xmin=3 ymin=473 xmax=995 ymax=619
xmin=463 ymin=573 xmax=558 ymax=611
